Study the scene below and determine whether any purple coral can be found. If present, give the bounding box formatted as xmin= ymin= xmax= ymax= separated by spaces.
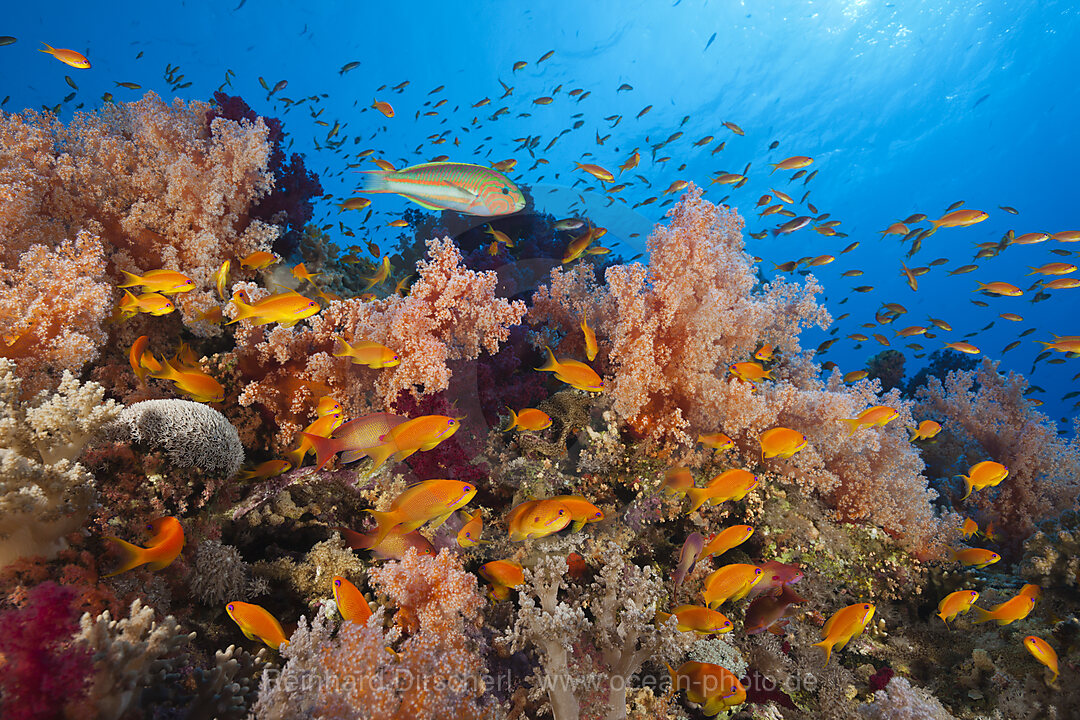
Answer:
xmin=0 ymin=582 xmax=93 ymax=720
xmin=207 ymin=92 xmax=323 ymax=257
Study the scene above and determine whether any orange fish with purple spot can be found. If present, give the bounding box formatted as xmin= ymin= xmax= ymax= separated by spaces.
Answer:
xmin=332 ymin=576 xmax=372 ymax=623
xmin=226 ymin=601 xmax=289 ymax=650
xmin=105 ymin=517 xmax=185 ymax=577
xmin=814 ymin=603 xmax=875 ymax=665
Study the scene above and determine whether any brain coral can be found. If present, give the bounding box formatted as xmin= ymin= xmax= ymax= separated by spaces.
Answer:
xmin=107 ymin=399 xmax=244 ymax=478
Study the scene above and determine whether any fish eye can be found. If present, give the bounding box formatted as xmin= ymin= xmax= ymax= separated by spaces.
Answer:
xmin=755 ymin=568 xmax=762 ymax=574
xmin=308 ymin=301 xmax=315 ymax=307
xmin=464 ymin=485 xmax=471 ymax=491
xmin=227 ymin=604 xmax=234 ymax=611
xmin=334 ymin=579 xmax=341 ymax=586
xmin=501 ymin=187 xmax=509 ymax=194
xmin=863 ymin=604 xmax=871 ymax=609
xmin=594 ymin=512 xmax=602 ymax=517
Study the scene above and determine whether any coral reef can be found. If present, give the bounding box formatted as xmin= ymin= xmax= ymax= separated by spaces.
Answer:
xmin=1019 ymin=508 xmax=1080 ymax=588
xmin=866 ymin=349 xmax=906 ymax=393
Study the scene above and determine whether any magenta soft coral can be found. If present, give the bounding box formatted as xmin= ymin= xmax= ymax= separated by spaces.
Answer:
xmin=0 ymin=582 xmax=93 ymax=720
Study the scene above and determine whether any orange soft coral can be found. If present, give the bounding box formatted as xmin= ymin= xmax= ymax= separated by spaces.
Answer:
xmin=0 ymin=232 xmax=112 ymax=394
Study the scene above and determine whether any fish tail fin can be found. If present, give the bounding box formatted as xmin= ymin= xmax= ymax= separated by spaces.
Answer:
xmin=908 ymin=426 xmax=919 ymax=441
xmin=686 ymin=487 xmax=710 ymax=514
xmin=332 ymin=337 xmax=353 ymax=358
xmin=363 ymin=509 xmax=398 ymax=547
xmin=225 ymin=292 xmax=256 ymax=325
xmin=365 ymin=441 xmax=396 ymax=471
xmin=840 ymin=418 xmax=861 ymax=436
xmin=38 ymin=42 xmax=54 ymax=54
xmin=926 ymin=221 xmax=940 ymax=237
xmin=285 ymin=446 xmax=306 ymax=470
xmin=971 ymin=606 xmax=994 ymax=624
xmin=302 ymin=432 xmax=340 ymax=470
xmin=118 ymin=270 xmax=143 ymax=288
xmin=960 ymin=475 xmax=973 ymax=500
xmin=812 ymin=639 xmax=833 ymax=666
xmin=537 ymin=345 xmax=559 ymax=373
xmin=357 ymin=170 xmax=391 ymax=193
xmin=104 ymin=537 xmax=147 ymax=577
xmin=502 ymin=407 xmax=518 ymax=432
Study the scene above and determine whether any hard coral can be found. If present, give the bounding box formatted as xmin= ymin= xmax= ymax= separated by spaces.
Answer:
xmin=0 ymin=359 xmax=119 ymax=567
xmin=106 ymin=399 xmax=244 ymax=478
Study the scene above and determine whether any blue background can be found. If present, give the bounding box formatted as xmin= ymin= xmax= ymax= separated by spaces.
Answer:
xmin=2 ymin=0 xmax=1078 ymax=422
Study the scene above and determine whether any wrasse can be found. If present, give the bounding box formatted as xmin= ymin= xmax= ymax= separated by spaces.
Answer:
xmin=104 ymin=517 xmax=184 ymax=577
xmin=358 ymin=162 xmax=524 ymax=216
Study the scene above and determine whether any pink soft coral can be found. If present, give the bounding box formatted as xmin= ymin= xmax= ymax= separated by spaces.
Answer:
xmin=0 ymin=581 xmax=93 ymax=720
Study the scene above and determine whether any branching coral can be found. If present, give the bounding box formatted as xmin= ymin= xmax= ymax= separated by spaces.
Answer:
xmin=503 ymin=543 xmax=694 ymax=720
xmin=858 ymin=676 xmax=958 ymax=720
xmin=0 ymin=359 xmax=119 ymax=567
xmin=76 ymin=598 xmax=194 ymax=720
xmin=1019 ymin=508 xmax=1080 ymax=588
xmin=914 ymin=358 xmax=1080 ymax=544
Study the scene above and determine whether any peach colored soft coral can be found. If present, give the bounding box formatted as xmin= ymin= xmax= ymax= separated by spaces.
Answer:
xmin=0 ymin=93 xmax=278 ymax=339
xmin=0 ymin=232 xmax=112 ymax=395
xmin=231 ymin=237 xmax=526 ymax=449
xmin=531 ymin=187 xmax=957 ymax=555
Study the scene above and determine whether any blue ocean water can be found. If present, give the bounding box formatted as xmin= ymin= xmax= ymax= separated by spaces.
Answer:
xmin=2 ymin=0 xmax=1078 ymax=421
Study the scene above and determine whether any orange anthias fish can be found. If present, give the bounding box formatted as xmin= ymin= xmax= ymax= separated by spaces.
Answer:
xmin=702 ymin=564 xmax=764 ymax=608
xmin=129 ymin=335 xmax=157 ymax=386
xmin=945 ymin=341 xmax=981 ymax=355
xmin=929 ymin=208 xmax=989 ymax=234
xmin=226 ymin=601 xmax=289 ymax=650
xmin=729 ymin=361 xmax=772 ymax=384
xmin=150 ymin=357 xmax=224 ymax=403
xmin=105 ymin=517 xmax=185 ymax=577
xmin=959 ymin=460 xmax=1008 ymax=500
xmin=975 ymin=280 xmax=1023 ymax=297
xmin=961 ymin=517 xmax=979 ymax=539
xmin=701 ymin=525 xmax=754 ymax=559
xmin=333 ymin=337 xmax=400 ymax=368
xmin=657 ymin=605 xmax=733 ymax=634
xmin=909 ymin=420 xmax=942 ymax=441
xmin=550 ymin=495 xmax=604 ymax=531
xmin=214 ymin=260 xmax=230 ymax=300
xmin=507 ymin=498 xmax=571 ymax=541
xmin=759 ymin=427 xmax=807 ymax=460
xmin=698 ymin=432 xmax=735 ymax=451
xmin=366 ymin=479 xmax=476 ymax=546
xmin=238 ymin=459 xmax=291 ymax=481
xmin=950 ymin=547 xmax=1001 ymax=568
xmin=39 ymin=42 xmax=90 ymax=69
xmin=119 ymin=290 xmax=175 ymax=319
xmin=840 ymin=405 xmax=898 ymax=435
xmin=755 ymin=344 xmax=776 ymax=362
xmin=937 ymin=589 xmax=979 ymax=624
xmin=291 ymin=262 xmax=321 ymax=285
xmin=581 ymin=313 xmax=598 ymax=361
xmin=239 ymin=250 xmax=278 ymax=270
xmin=813 ymin=603 xmax=875 ymax=665
xmin=363 ymin=414 xmax=462 ymax=470
xmin=119 ymin=269 xmax=195 ymax=295
xmin=227 ymin=290 xmax=320 ymax=327
xmin=973 ymin=593 xmax=1035 ymax=626
xmin=286 ymin=410 xmax=345 ymax=468
xmin=1019 ymin=583 xmax=1042 ymax=601
xmin=668 ymin=661 xmax=746 ymax=714
xmin=1024 ymin=636 xmax=1059 ymax=682
xmin=537 ymin=346 xmax=604 ymax=392
xmin=457 ymin=509 xmax=485 ymax=547
xmin=332 ymin=576 xmax=372 ymax=624
xmin=304 ymin=412 xmax=407 ymax=469
xmin=336 ymin=526 xmax=435 ymax=561
xmin=503 ymin=407 xmax=552 ymax=432
xmin=363 ymin=256 xmax=392 ymax=290
xmin=770 ymin=156 xmax=813 ymax=173
xmin=574 ymin=162 xmax=614 ymax=182
xmin=686 ymin=469 xmax=758 ymax=513
xmin=479 ymin=560 xmax=524 ymax=601
xmin=662 ymin=467 xmax=695 ymax=496
xmin=372 ymin=99 xmax=395 ymax=118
